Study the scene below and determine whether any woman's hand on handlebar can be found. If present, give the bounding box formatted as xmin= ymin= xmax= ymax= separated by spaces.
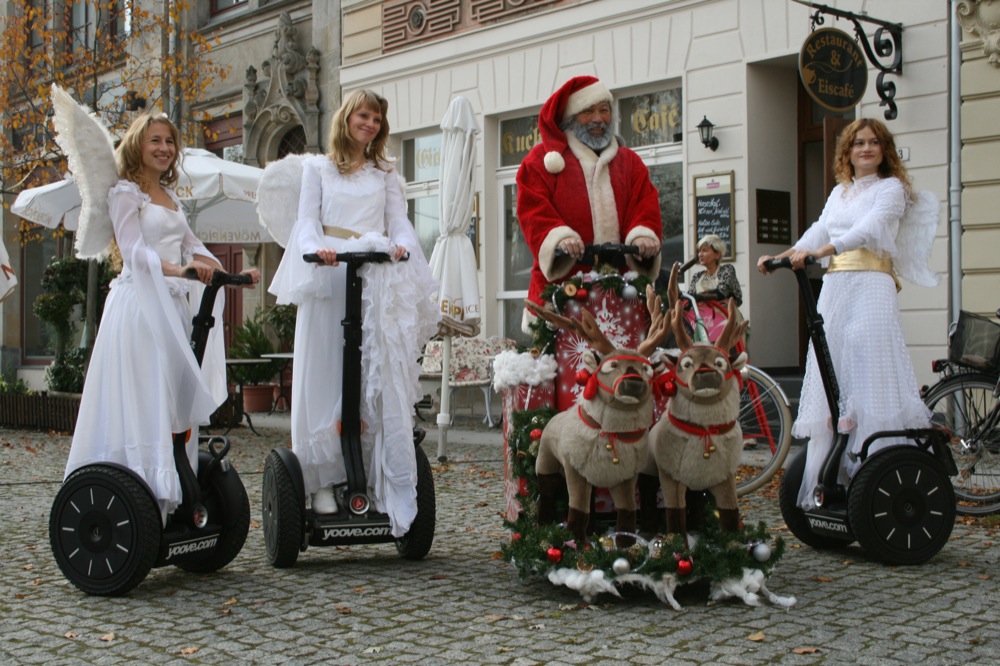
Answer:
xmin=238 ymin=268 xmax=261 ymax=288
xmin=314 ymin=248 xmax=339 ymax=266
xmin=179 ymin=262 xmax=215 ymax=284
xmin=390 ymin=244 xmax=408 ymax=261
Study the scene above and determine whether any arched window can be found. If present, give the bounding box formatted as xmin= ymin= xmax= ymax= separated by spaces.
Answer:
xmin=278 ymin=127 xmax=307 ymax=158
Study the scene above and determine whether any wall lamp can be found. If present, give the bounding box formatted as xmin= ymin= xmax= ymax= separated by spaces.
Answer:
xmin=697 ymin=116 xmax=719 ymax=151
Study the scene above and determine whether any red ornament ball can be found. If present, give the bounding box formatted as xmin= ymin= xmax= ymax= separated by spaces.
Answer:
xmin=511 ymin=533 xmax=522 ymax=542
xmin=547 ymin=547 xmax=563 ymax=564
xmin=529 ymin=428 xmax=543 ymax=441
xmin=676 ymin=558 xmax=693 ymax=576
xmin=575 ymin=369 xmax=591 ymax=386
xmin=517 ymin=477 xmax=529 ymax=497
xmin=575 ymin=288 xmax=589 ymax=301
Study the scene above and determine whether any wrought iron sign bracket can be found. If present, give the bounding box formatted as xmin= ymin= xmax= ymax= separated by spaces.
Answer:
xmin=793 ymin=0 xmax=904 ymax=120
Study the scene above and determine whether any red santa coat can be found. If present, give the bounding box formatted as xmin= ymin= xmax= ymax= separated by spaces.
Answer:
xmin=516 ymin=134 xmax=662 ymax=308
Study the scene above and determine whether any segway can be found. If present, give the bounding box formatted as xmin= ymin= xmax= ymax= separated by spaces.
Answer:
xmin=49 ymin=269 xmax=253 ymax=595
xmin=261 ymin=251 xmax=435 ymax=568
xmin=763 ymin=257 xmax=957 ymax=565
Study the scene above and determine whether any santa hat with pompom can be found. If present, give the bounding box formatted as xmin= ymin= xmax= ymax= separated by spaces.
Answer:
xmin=538 ymin=76 xmax=613 ymax=174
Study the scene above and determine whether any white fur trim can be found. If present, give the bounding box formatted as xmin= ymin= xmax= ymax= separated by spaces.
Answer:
xmin=566 ymin=133 xmax=619 ymax=244
xmin=544 ymin=151 xmax=565 ymax=174
xmin=539 ymin=226 xmax=582 ymax=281
xmin=562 ymin=81 xmax=613 ymax=123
xmin=492 ymin=350 xmax=559 ymax=390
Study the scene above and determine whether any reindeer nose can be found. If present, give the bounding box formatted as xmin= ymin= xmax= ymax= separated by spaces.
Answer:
xmin=616 ymin=375 xmax=648 ymax=399
xmin=692 ymin=367 xmax=723 ymax=391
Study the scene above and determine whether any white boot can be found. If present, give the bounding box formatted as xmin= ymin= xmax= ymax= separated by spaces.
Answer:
xmin=311 ymin=487 xmax=338 ymax=514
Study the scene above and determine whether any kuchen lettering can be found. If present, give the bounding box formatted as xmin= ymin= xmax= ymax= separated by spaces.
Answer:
xmin=322 ymin=526 xmax=391 ymax=540
xmin=807 ymin=516 xmax=849 ymax=534
xmin=166 ymin=536 xmax=218 ymax=559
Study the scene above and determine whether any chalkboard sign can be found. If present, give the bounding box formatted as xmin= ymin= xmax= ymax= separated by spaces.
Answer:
xmin=693 ymin=172 xmax=735 ymax=260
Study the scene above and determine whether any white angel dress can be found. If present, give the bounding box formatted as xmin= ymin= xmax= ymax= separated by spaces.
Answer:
xmin=268 ymin=155 xmax=439 ymax=537
xmin=66 ymin=181 xmax=228 ymax=523
xmin=791 ymin=174 xmax=938 ymax=510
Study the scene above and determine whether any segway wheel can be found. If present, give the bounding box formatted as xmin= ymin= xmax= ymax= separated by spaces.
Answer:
xmin=262 ymin=449 xmax=304 ymax=568
xmin=848 ymin=447 xmax=956 ymax=565
xmin=174 ymin=452 xmax=250 ymax=574
xmin=49 ymin=465 xmax=161 ymax=596
xmin=778 ymin=448 xmax=854 ymax=550
xmin=396 ymin=445 xmax=436 ymax=560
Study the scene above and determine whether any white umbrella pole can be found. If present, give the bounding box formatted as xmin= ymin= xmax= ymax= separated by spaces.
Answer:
xmin=436 ymin=335 xmax=453 ymax=462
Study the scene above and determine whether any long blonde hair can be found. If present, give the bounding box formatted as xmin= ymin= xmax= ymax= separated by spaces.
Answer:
xmin=326 ymin=89 xmax=391 ymax=173
xmin=834 ymin=118 xmax=912 ymax=198
xmin=116 ymin=113 xmax=182 ymax=192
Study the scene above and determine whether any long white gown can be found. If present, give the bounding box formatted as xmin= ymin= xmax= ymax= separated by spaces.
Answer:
xmin=66 ymin=181 xmax=227 ymax=522
xmin=269 ymin=155 xmax=439 ymax=537
xmin=791 ymin=174 xmax=933 ymax=509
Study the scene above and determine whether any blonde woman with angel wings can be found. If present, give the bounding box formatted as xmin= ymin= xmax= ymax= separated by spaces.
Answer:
xmin=262 ymin=89 xmax=439 ymax=537
xmin=54 ymin=87 xmax=260 ymax=522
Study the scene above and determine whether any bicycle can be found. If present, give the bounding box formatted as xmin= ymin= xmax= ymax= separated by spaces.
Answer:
xmin=672 ymin=274 xmax=793 ymax=496
xmin=920 ymin=308 xmax=1000 ymax=515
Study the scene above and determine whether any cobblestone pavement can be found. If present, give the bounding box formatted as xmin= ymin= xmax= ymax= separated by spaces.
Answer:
xmin=1 ymin=417 xmax=998 ymax=665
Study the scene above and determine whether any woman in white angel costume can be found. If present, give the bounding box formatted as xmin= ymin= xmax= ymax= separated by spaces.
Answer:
xmin=58 ymin=88 xmax=260 ymax=523
xmin=757 ymin=117 xmax=940 ymax=510
xmin=265 ymin=89 xmax=439 ymax=536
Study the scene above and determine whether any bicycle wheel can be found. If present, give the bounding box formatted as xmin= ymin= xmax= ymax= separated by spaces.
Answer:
xmin=735 ymin=366 xmax=793 ymax=495
xmin=922 ymin=372 xmax=1000 ymax=515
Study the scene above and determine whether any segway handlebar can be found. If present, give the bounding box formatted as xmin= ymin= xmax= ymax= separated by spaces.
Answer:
xmin=554 ymin=242 xmax=640 ymax=267
xmin=302 ymin=251 xmax=408 ymax=265
xmin=181 ymin=267 xmax=254 ymax=287
xmin=760 ymin=256 xmax=818 ymax=272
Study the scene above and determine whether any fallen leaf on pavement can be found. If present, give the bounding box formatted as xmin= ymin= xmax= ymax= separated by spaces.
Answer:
xmin=64 ymin=631 xmax=78 ymax=639
xmin=811 ymin=575 xmax=833 ymax=583
xmin=100 ymin=632 xmax=115 ymax=642
xmin=792 ymin=647 xmax=820 ymax=654
xmin=180 ymin=646 xmax=199 ymax=655
xmin=748 ymin=632 xmax=765 ymax=642
xmin=363 ymin=647 xmax=383 ymax=654
xmin=223 ymin=597 xmax=238 ymax=606
xmin=335 ymin=605 xmax=352 ymax=614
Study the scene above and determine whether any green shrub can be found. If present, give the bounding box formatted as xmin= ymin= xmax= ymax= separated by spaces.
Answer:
xmin=227 ymin=309 xmax=279 ymax=385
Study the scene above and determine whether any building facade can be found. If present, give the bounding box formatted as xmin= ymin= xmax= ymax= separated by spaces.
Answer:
xmin=4 ymin=0 xmax=996 ymax=391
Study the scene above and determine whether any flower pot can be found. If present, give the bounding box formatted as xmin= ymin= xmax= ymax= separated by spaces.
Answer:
xmin=242 ymin=383 xmax=275 ymax=413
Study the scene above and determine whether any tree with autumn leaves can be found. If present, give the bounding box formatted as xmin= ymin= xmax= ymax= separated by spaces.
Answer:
xmin=0 ymin=0 xmax=232 ymax=377
xmin=1 ymin=0 xmax=231 ymax=200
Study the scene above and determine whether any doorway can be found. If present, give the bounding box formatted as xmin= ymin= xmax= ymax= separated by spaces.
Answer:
xmin=205 ymin=244 xmax=244 ymax=351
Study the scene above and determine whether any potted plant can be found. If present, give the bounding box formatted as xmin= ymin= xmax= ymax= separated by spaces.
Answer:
xmin=227 ymin=309 xmax=280 ymax=413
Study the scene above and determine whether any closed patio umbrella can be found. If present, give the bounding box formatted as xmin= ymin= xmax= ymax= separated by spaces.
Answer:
xmin=428 ymin=96 xmax=482 ymax=462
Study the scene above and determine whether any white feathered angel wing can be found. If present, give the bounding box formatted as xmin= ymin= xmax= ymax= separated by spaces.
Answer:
xmin=50 ymin=84 xmax=118 ymax=260
xmin=256 ymin=154 xmax=306 ymax=248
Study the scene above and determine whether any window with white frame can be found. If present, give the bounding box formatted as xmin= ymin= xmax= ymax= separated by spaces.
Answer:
xmin=401 ymin=132 xmax=443 ymax=262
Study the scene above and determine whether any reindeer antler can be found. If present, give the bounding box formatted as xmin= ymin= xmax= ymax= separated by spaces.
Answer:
xmin=714 ymin=298 xmax=749 ymax=354
xmin=671 ymin=299 xmax=693 ymax=351
xmin=637 ymin=284 xmax=671 ymax=357
xmin=525 ymin=299 xmax=615 ymax=355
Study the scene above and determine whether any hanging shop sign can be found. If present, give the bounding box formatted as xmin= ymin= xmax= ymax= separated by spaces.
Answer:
xmin=799 ymin=27 xmax=867 ymax=113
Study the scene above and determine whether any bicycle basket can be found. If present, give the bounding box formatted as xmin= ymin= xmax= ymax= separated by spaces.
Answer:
xmin=948 ymin=310 xmax=1000 ymax=372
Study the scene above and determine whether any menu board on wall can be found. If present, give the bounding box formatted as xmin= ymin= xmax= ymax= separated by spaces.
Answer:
xmin=693 ymin=172 xmax=734 ymax=260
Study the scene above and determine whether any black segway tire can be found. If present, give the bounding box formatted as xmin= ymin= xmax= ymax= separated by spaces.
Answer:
xmin=174 ymin=452 xmax=250 ymax=574
xmin=50 ymin=465 xmax=161 ymax=596
xmin=848 ymin=446 xmax=956 ymax=565
xmin=262 ymin=449 xmax=304 ymax=568
xmin=778 ymin=447 xmax=853 ymax=550
xmin=396 ymin=445 xmax=436 ymax=560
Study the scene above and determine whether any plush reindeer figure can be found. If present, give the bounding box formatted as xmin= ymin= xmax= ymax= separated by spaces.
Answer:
xmin=526 ymin=292 xmax=669 ymax=544
xmin=645 ymin=298 xmax=749 ymax=537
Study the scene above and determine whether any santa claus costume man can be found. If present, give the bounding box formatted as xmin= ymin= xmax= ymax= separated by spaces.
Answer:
xmin=516 ymin=75 xmax=662 ymax=331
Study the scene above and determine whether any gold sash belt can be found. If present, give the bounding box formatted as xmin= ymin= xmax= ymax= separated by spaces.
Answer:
xmin=828 ymin=248 xmax=901 ymax=292
xmin=323 ymin=226 xmax=362 ymax=239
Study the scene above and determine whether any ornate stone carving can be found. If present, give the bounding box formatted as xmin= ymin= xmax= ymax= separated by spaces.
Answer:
xmin=383 ymin=0 xmax=461 ymax=51
xmin=957 ymin=0 xmax=1000 ymax=66
xmin=242 ymin=11 xmax=322 ymax=165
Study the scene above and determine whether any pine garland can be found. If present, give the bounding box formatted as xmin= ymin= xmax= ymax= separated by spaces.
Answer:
xmin=500 ymin=406 xmax=786 ymax=591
